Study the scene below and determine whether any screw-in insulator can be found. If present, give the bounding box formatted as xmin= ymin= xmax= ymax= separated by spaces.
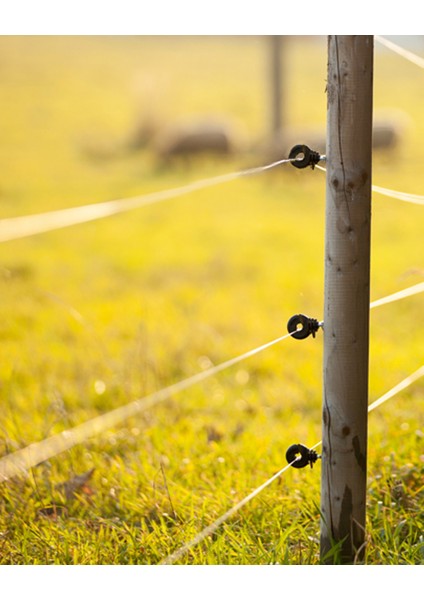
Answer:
xmin=286 ymin=444 xmax=321 ymax=469
xmin=287 ymin=314 xmax=322 ymax=340
xmin=289 ymin=144 xmax=323 ymax=169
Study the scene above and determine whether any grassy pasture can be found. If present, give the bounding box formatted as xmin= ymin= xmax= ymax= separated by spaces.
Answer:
xmin=0 ymin=36 xmax=423 ymax=565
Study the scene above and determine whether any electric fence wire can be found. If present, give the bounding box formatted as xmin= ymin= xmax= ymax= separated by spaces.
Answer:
xmin=160 ymin=459 xmax=301 ymax=565
xmin=375 ymin=35 xmax=424 ymax=69
xmin=0 ymin=157 xmax=295 ymax=243
xmin=0 ymin=331 xmax=296 ymax=483
xmin=0 ymin=36 xmax=418 ymax=241
xmin=3 ymin=152 xmax=424 ymax=246
xmin=161 ymin=365 xmax=424 ymax=565
xmin=0 ymin=36 xmax=422 ymax=248
xmin=371 ymin=185 xmax=424 ymax=207
xmin=0 ymin=280 xmax=422 ymax=484
xmin=369 ymin=281 xmax=424 ymax=309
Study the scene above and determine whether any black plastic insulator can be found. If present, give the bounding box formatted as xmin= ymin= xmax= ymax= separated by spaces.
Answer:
xmin=287 ymin=314 xmax=321 ymax=340
xmin=286 ymin=444 xmax=320 ymax=469
xmin=289 ymin=144 xmax=322 ymax=169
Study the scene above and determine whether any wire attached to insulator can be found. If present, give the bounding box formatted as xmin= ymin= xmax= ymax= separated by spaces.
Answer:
xmin=287 ymin=314 xmax=323 ymax=340
xmin=286 ymin=444 xmax=321 ymax=469
xmin=289 ymin=144 xmax=326 ymax=169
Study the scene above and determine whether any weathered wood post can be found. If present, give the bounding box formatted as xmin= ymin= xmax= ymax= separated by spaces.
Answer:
xmin=320 ymin=36 xmax=374 ymax=563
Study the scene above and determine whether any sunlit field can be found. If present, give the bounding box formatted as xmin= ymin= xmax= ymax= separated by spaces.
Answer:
xmin=0 ymin=36 xmax=423 ymax=565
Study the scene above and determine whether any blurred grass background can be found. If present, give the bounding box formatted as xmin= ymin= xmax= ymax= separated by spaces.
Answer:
xmin=0 ymin=36 xmax=422 ymax=564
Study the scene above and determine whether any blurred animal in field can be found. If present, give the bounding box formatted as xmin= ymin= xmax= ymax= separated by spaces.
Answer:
xmin=372 ymin=108 xmax=411 ymax=149
xmin=79 ymin=115 xmax=244 ymax=164
xmin=150 ymin=117 xmax=246 ymax=164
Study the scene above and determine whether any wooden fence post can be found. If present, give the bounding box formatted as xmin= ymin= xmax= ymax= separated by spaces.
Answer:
xmin=269 ymin=35 xmax=285 ymax=139
xmin=320 ymin=35 xmax=374 ymax=563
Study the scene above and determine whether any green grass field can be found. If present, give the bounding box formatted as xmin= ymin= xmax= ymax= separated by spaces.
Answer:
xmin=0 ymin=36 xmax=423 ymax=565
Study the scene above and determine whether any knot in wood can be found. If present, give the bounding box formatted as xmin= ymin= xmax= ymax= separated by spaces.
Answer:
xmin=329 ymin=167 xmax=369 ymax=194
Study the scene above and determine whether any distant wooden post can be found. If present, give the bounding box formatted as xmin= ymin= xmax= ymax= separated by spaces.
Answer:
xmin=269 ymin=35 xmax=284 ymax=139
xmin=320 ymin=36 xmax=374 ymax=563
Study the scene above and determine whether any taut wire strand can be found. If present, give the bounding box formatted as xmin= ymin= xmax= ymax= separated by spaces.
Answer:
xmin=371 ymin=185 xmax=424 ymax=206
xmin=0 ymin=331 xmax=295 ymax=483
xmin=375 ymin=35 xmax=424 ymax=69
xmin=160 ymin=461 xmax=296 ymax=565
xmin=160 ymin=367 xmax=424 ymax=564
xmin=367 ymin=365 xmax=424 ymax=413
xmin=370 ymin=281 xmax=424 ymax=309
xmin=0 ymin=158 xmax=294 ymax=243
